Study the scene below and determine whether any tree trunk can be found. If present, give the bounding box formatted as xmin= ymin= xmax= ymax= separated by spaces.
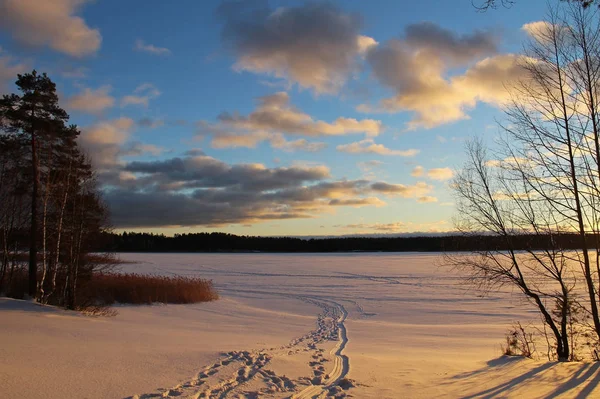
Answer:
xmin=39 ymin=146 xmax=52 ymax=302
xmin=29 ymin=131 xmax=38 ymax=298
xmin=48 ymin=160 xmax=72 ymax=302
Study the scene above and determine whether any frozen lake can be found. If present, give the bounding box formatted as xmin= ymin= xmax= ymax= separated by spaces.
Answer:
xmin=117 ymin=252 xmax=539 ymax=398
xmin=3 ymin=252 xmax=599 ymax=399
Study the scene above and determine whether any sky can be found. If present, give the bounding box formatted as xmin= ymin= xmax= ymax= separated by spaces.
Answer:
xmin=0 ymin=0 xmax=552 ymax=236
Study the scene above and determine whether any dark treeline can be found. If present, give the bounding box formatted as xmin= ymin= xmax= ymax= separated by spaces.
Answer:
xmin=102 ymin=231 xmax=595 ymax=253
xmin=0 ymin=71 xmax=218 ymax=309
xmin=0 ymin=71 xmax=109 ymax=309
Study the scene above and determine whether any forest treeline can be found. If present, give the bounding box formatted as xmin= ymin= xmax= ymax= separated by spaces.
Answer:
xmin=101 ymin=231 xmax=598 ymax=253
xmin=0 ymin=71 xmax=217 ymax=309
xmin=0 ymin=71 xmax=107 ymax=309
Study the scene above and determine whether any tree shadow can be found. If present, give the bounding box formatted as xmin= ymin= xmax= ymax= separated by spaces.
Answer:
xmin=458 ymin=362 xmax=555 ymax=399
xmin=448 ymin=356 xmax=600 ymax=399
xmin=546 ymin=363 xmax=600 ymax=399
xmin=451 ymin=356 xmax=523 ymax=380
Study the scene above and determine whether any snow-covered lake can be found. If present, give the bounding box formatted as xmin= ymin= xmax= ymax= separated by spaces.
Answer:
xmin=2 ymin=252 xmax=599 ymax=398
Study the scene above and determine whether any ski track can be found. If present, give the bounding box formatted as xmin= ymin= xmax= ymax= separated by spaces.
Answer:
xmin=128 ymin=291 xmax=351 ymax=399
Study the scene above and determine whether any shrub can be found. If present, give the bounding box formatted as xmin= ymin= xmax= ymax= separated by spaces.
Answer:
xmin=503 ymin=322 xmax=535 ymax=358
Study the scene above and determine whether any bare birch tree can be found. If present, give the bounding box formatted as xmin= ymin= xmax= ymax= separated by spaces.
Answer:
xmin=451 ymin=3 xmax=600 ymax=360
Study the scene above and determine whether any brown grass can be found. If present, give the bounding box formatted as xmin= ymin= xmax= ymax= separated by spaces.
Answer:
xmin=2 ymin=268 xmax=218 ymax=309
xmin=85 ymin=272 xmax=219 ymax=305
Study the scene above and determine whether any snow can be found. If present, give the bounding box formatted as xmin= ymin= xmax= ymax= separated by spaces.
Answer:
xmin=1 ymin=252 xmax=600 ymax=398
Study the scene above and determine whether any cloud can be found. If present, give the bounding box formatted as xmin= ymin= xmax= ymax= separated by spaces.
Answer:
xmin=370 ymin=181 xmax=433 ymax=199
xmin=0 ymin=0 xmax=101 ymax=57
xmin=522 ymin=21 xmax=553 ymax=38
xmin=411 ymin=165 xmax=454 ymax=181
xmin=417 ymin=196 xmax=438 ymax=203
xmin=358 ymin=160 xmax=384 ymax=169
xmin=329 ymin=197 xmax=385 ymax=207
xmin=357 ymin=160 xmax=384 ymax=179
xmin=138 ymin=118 xmax=165 ymax=129
xmin=121 ymin=83 xmax=161 ymax=108
xmin=60 ymin=66 xmax=88 ymax=79
xmin=66 ymin=85 xmax=114 ymax=114
xmin=269 ymin=134 xmax=327 ymax=152
xmin=218 ymin=1 xmax=373 ymax=94
xmin=427 ymin=167 xmax=454 ymax=181
xmin=121 ymin=142 xmax=164 ymax=157
xmin=485 ymin=156 xmax=532 ymax=168
xmin=360 ymin=22 xmax=528 ymax=129
xmin=338 ymin=219 xmax=449 ymax=233
xmin=123 ymin=157 xmax=331 ymax=191
xmin=340 ymin=222 xmax=407 ymax=232
xmin=521 ymin=21 xmax=567 ymax=44
xmin=0 ymin=47 xmax=27 ymax=92
xmin=134 ymin=39 xmax=171 ymax=55
xmin=403 ymin=22 xmax=497 ymax=65
xmin=337 ymin=139 xmax=418 ymax=156
xmin=411 ymin=166 xmax=424 ymax=177
xmin=199 ymin=92 xmax=382 ymax=149
xmin=78 ymin=117 xmax=135 ymax=169
xmin=97 ymin=150 xmax=431 ymax=228
xmin=357 ymin=35 xmax=378 ymax=55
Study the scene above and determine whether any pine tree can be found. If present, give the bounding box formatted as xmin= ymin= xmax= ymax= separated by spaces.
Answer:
xmin=0 ymin=71 xmax=71 ymax=298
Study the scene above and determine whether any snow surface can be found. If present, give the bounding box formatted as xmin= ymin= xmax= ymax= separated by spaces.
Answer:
xmin=2 ymin=252 xmax=600 ymax=398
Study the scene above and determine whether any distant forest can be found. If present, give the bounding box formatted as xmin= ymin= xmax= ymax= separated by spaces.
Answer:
xmin=100 ymin=232 xmax=597 ymax=253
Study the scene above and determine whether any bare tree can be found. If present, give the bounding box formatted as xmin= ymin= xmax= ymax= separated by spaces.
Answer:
xmin=451 ymin=4 xmax=600 ymax=360
xmin=449 ymin=140 xmax=576 ymax=361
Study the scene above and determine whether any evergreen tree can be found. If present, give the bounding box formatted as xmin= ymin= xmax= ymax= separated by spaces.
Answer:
xmin=0 ymin=71 xmax=77 ymax=298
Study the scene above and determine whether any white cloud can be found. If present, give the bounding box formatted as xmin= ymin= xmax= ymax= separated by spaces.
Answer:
xmin=360 ymin=23 xmax=532 ymax=129
xmin=0 ymin=0 xmax=101 ymax=57
xmin=66 ymin=85 xmax=114 ymax=114
xmin=427 ymin=167 xmax=454 ymax=181
xmin=269 ymin=134 xmax=327 ymax=152
xmin=357 ymin=35 xmax=378 ymax=55
xmin=521 ymin=21 xmax=567 ymax=44
xmin=134 ymin=39 xmax=171 ymax=56
xmin=337 ymin=139 xmax=418 ymax=156
xmin=79 ymin=118 xmax=135 ymax=169
xmin=121 ymin=83 xmax=161 ymax=108
xmin=411 ymin=166 xmax=454 ymax=181
xmin=200 ymin=92 xmax=382 ymax=149
xmin=411 ymin=166 xmax=424 ymax=177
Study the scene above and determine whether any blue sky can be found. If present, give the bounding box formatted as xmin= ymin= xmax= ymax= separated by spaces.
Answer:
xmin=0 ymin=0 xmax=551 ymax=236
